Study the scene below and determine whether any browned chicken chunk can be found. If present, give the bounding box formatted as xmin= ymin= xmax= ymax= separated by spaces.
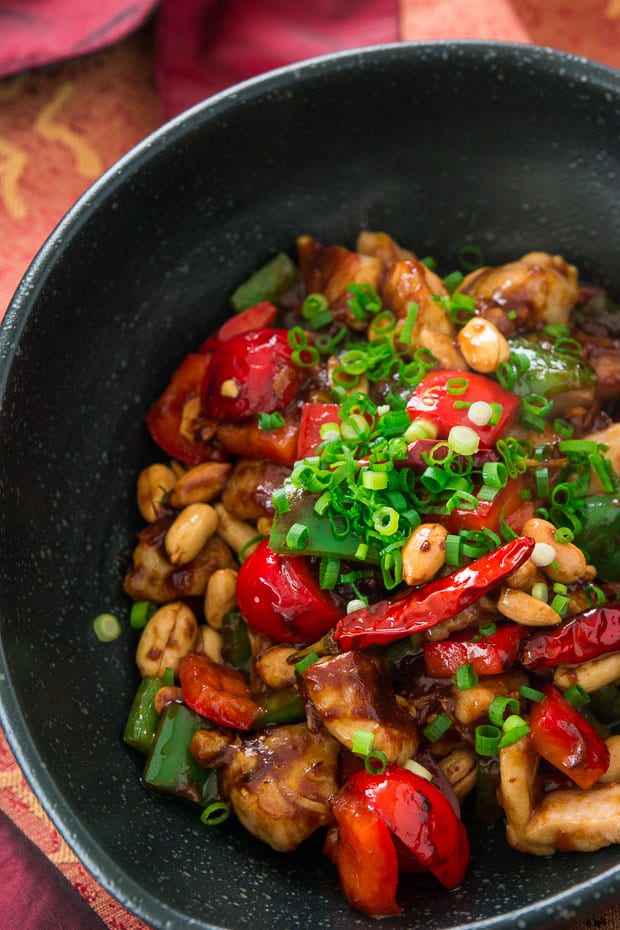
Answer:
xmin=190 ymin=723 xmax=339 ymax=852
xmin=299 ymin=650 xmax=419 ymax=765
xmin=221 ymin=458 xmax=291 ymax=522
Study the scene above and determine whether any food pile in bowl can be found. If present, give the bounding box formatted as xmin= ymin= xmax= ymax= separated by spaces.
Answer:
xmin=120 ymin=229 xmax=620 ymax=917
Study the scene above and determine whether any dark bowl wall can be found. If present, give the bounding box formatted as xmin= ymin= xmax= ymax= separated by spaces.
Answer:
xmin=2 ymin=41 xmax=620 ymax=930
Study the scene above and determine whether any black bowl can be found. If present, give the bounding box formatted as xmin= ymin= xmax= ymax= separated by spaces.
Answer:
xmin=2 ymin=40 xmax=620 ymax=930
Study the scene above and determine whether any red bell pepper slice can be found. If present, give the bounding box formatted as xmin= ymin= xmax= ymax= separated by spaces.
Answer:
xmin=441 ymin=477 xmax=533 ymax=535
xmin=406 ymin=369 xmax=520 ymax=445
xmin=202 ymin=328 xmax=301 ymax=420
xmin=178 ymin=653 xmax=258 ymax=731
xmin=296 ymin=402 xmax=341 ymax=460
xmin=334 ymin=536 xmax=534 ymax=650
xmin=423 ymin=622 xmax=529 ymax=677
xmin=198 ymin=301 xmax=278 ymax=352
xmin=529 ymin=684 xmax=610 ymax=790
xmin=145 ymin=352 xmax=219 ymax=466
xmin=236 ymin=539 xmax=343 ymax=644
xmin=326 ymin=798 xmax=401 ymax=917
xmin=216 ymin=414 xmax=300 ymax=467
xmin=327 ymin=765 xmax=469 ymax=915
xmin=521 ymin=601 xmax=620 ymax=670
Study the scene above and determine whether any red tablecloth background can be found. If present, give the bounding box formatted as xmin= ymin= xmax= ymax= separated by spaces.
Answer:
xmin=1 ymin=2 xmax=620 ymax=928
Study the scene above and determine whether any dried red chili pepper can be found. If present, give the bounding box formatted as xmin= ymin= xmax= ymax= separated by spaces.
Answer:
xmin=521 ymin=601 xmax=620 ymax=670
xmin=334 ymin=536 xmax=534 ymax=650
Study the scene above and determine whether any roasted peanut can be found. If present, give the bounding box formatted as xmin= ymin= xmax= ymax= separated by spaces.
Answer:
xmin=214 ymin=503 xmax=261 ymax=556
xmin=453 ymin=671 xmax=528 ymax=724
xmin=195 ymin=624 xmax=223 ymax=663
xmin=599 ymin=736 xmax=620 ymax=784
xmin=457 ymin=316 xmax=510 ymax=373
xmin=255 ymin=644 xmax=299 ymax=689
xmin=165 ymin=503 xmax=218 ymax=564
xmin=439 ymin=748 xmax=477 ymax=801
xmin=169 ymin=461 xmax=232 ymax=508
xmin=497 ymin=586 xmax=562 ymax=627
xmin=401 ymin=523 xmax=448 ymax=586
xmin=506 ymin=558 xmax=540 ymax=591
xmin=136 ymin=602 xmax=197 ymax=677
xmin=523 ymin=517 xmax=587 ymax=584
xmin=153 ymin=685 xmax=183 ymax=715
xmin=204 ymin=568 xmax=238 ymax=630
xmin=554 ymin=653 xmax=620 ymax=694
xmin=137 ymin=463 xmax=176 ymax=522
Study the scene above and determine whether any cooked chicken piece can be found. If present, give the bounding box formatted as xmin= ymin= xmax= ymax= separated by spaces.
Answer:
xmin=499 ymin=734 xmax=620 ymax=856
xmin=459 ymin=252 xmax=579 ymax=327
xmin=525 ymin=784 xmax=620 ymax=852
xmin=356 ymin=230 xmax=416 ymax=265
xmin=299 ymin=650 xmax=419 ymax=765
xmin=124 ymin=515 xmax=235 ymax=602
xmin=381 ymin=258 xmax=452 ymax=333
xmin=438 ymin=747 xmax=477 ymax=801
xmin=190 ymin=723 xmax=339 ymax=852
xmin=220 ymin=458 xmax=291 ymax=522
xmin=453 ymin=671 xmax=528 ymax=725
xmin=554 ymin=653 xmax=620 ymax=695
xmin=297 ymin=235 xmax=383 ymax=328
xmin=254 ymin=643 xmax=299 ymax=690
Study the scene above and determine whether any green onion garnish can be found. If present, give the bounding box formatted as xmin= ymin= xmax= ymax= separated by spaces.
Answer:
xmin=423 ymin=713 xmax=452 ymax=743
xmin=454 ymin=662 xmax=478 ymax=691
xmin=200 ymin=801 xmax=230 ymax=826
xmin=258 ymin=410 xmax=285 ymax=430
xmin=564 ymin=684 xmax=590 ymax=708
xmin=129 ymin=601 xmax=157 ymax=630
xmin=352 ymin=729 xmax=375 ymax=756
xmin=93 ymin=613 xmax=121 ymax=643
xmin=475 ymin=724 xmax=501 ymax=756
xmin=488 ymin=695 xmax=520 ymax=727
xmin=295 ymin=651 xmax=320 ymax=674
xmin=365 ymin=749 xmax=388 ymax=774
xmin=519 ymin=684 xmax=545 ymax=702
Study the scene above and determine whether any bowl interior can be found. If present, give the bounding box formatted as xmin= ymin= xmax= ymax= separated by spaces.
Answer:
xmin=2 ymin=41 xmax=620 ymax=930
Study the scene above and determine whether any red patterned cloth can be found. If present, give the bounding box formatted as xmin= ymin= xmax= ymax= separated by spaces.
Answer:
xmin=2 ymin=3 xmax=620 ymax=930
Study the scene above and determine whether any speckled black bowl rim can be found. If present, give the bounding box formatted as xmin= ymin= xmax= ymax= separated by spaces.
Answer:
xmin=2 ymin=39 xmax=620 ymax=930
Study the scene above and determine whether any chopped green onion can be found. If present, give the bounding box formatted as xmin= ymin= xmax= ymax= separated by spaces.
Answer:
xmin=531 ymin=582 xmax=549 ymax=602
xmin=519 ymin=684 xmax=545 ymax=702
xmin=475 ymin=724 xmax=501 ymax=756
xmin=443 ymin=270 xmax=464 ymax=292
xmin=458 ymin=244 xmax=485 ymax=271
xmin=271 ymin=487 xmax=290 ymax=515
xmin=550 ymin=593 xmax=570 ymax=617
xmin=347 ymin=282 xmax=382 ymax=320
xmin=488 ymin=695 xmax=520 ymax=727
xmin=585 ymin=583 xmax=606 ymax=607
xmin=295 ymin=651 xmax=320 ymax=674
xmin=482 ymin=461 xmax=508 ymax=489
xmin=447 ymin=425 xmax=480 ymax=456
xmin=534 ymin=467 xmax=550 ymax=499
xmin=373 ymin=507 xmax=399 ymax=536
xmin=93 ymin=613 xmax=121 ymax=643
xmin=497 ymin=724 xmax=531 ymax=749
xmin=564 ymin=684 xmax=590 ymax=709
xmin=478 ymin=622 xmax=497 ymax=637
xmin=365 ymin=749 xmax=388 ymax=774
xmin=398 ymin=301 xmax=419 ymax=346
xmin=445 ymin=534 xmax=462 ymax=566
xmin=352 ymin=729 xmax=375 ymax=756
xmin=238 ymin=534 xmax=265 ymax=562
xmin=319 ymin=556 xmax=340 ymax=590
xmin=404 ymin=758 xmax=434 ymax=780
xmin=200 ymin=801 xmax=230 ymax=826
xmin=552 ymin=582 xmax=568 ymax=595
xmin=285 ymin=522 xmax=310 ymax=550
xmin=129 ymin=601 xmax=157 ymax=630
xmin=258 ymin=410 xmax=285 ymax=430
xmin=454 ymin=662 xmax=478 ymax=690
xmin=423 ymin=713 xmax=452 ymax=742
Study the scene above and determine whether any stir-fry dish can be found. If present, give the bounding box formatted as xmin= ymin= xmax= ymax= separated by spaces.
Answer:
xmin=121 ymin=231 xmax=620 ymax=917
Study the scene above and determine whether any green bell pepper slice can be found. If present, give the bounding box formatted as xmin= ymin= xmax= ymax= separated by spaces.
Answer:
xmin=230 ymin=252 xmax=299 ymax=312
xmin=124 ymin=675 xmax=166 ymax=755
xmin=573 ymin=493 xmax=620 ymax=582
xmin=142 ymin=703 xmax=218 ymax=806
xmin=507 ymin=333 xmax=595 ymax=398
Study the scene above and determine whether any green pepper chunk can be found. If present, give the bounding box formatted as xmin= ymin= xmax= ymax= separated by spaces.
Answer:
xmin=230 ymin=252 xmax=299 ymax=312
xmin=254 ymin=686 xmax=306 ymax=728
xmin=507 ymin=333 xmax=595 ymax=398
xmin=123 ymin=675 xmax=165 ymax=754
xmin=573 ymin=493 xmax=620 ymax=582
xmin=221 ymin=608 xmax=252 ymax=670
xmin=270 ymin=486 xmax=383 ymax=563
xmin=142 ymin=703 xmax=218 ymax=806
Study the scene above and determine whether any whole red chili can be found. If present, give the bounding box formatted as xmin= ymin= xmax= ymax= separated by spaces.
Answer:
xmin=334 ymin=536 xmax=534 ymax=650
xmin=521 ymin=601 xmax=620 ymax=670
